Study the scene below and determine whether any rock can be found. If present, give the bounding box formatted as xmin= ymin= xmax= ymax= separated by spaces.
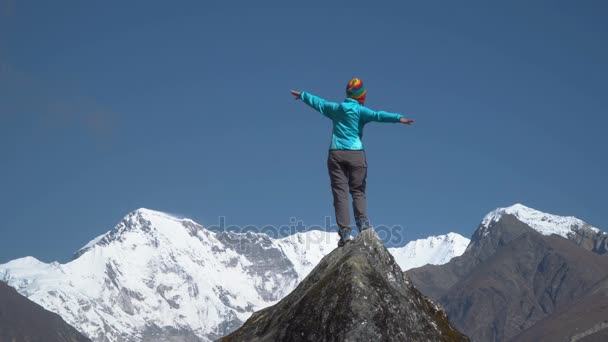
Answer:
xmin=220 ymin=229 xmax=468 ymax=342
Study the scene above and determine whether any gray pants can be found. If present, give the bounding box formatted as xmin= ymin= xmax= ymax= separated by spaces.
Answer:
xmin=327 ymin=150 xmax=368 ymax=230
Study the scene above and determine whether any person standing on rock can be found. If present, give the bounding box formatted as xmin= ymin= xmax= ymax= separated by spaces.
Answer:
xmin=290 ymin=78 xmax=414 ymax=247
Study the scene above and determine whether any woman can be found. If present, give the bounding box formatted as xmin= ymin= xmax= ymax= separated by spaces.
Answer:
xmin=291 ymin=78 xmax=414 ymax=247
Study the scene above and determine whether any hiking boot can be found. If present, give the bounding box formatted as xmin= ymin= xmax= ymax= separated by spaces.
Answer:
xmin=356 ymin=218 xmax=370 ymax=232
xmin=338 ymin=227 xmax=353 ymax=247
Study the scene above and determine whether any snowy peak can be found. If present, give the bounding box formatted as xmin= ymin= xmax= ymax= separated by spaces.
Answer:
xmin=74 ymin=208 xmax=202 ymax=258
xmin=480 ymin=203 xmax=600 ymax=238
xmin=389 ymin=232 xmax=470 ymax=271
xmin=110 ymin=208 xmax=198 ymax=236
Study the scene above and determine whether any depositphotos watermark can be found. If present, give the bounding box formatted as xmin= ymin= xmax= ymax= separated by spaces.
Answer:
xmin=206 ymin=216 xmax=408 ymax=250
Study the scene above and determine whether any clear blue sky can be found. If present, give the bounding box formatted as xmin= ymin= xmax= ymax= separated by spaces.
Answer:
xmin=1 ymin=0 xmax=606 ymax=263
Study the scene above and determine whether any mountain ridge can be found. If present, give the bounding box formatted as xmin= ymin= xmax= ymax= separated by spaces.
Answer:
xmin=4 ymin=203 xmax=602 ymax=341
xmin=1 ymin=208 xmax=467 ymax=342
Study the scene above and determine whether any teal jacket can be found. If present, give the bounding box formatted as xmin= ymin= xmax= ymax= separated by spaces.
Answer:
xmin=300 ymin=91 xmax=404 ymax=150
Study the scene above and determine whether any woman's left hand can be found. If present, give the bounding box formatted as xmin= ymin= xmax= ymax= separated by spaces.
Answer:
xmin=290 ymin=90 xmax=301 ymax=100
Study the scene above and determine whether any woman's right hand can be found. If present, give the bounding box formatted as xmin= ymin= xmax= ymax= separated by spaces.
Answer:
xmin=400 ymin=117 xmax=415 ymax=125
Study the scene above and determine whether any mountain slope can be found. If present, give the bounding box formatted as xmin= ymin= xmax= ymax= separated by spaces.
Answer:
xmin=408 ymin=204 xmax=608 ymax=342
xmin=442 ymin=231 xmax=608 ymax=341
xmin=0 ymin=280 xmax=91 ymax=342
xmin=221 ymin=229 xmax=469 ymax=342
xmin=0 ymin=208 xmax=466 ymax=342
xmin=511 ymin=276 xmax=608 ymax=342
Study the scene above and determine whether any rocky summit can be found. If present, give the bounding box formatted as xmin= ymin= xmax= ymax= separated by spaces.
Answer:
xmin=221 ymin=229 xmax=468 ymax=342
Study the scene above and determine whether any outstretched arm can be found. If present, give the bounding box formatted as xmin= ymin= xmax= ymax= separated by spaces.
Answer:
xmin=360 ymin=106 xmax=414 ymax=125
xmin=290 ymin=90 xmax=339 ymax=119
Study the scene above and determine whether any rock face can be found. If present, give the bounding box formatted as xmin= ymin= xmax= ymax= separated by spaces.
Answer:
xmin=0 ymin=280 xmax=91 ymax=342
xmin=408 ymin=204 xmax=608 ymax=342
xmin=221 ymin=229 xmax=468 ymax=342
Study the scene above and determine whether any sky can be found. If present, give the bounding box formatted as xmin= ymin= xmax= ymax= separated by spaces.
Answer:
xmin=0 ymin=0 xmax=606 ymax=263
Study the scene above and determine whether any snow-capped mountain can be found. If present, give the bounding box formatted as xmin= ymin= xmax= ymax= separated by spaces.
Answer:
xmin=480 ymin=203 xmax=600 ymax=238
xmin=1 ymin=209 xmax=336 ymax=341
xmin=0 ymin=209 xmax=466 ymax=341
xmin=388 ymin=233 xmax=470 ymax=271
xmin=409 ymin=204 xmax=608 ymax=342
